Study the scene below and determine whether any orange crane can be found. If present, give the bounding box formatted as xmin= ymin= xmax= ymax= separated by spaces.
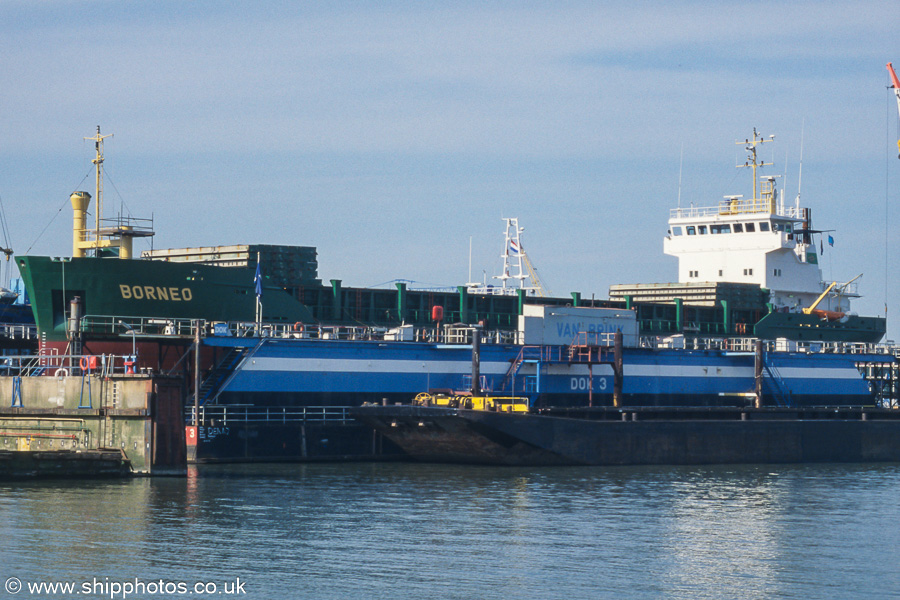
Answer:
xmin=888 ymin=62 xmax=900 ymax=158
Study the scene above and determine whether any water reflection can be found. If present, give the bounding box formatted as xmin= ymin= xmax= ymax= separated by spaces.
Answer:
xmin=2 ymin=463 xmax=899 ymax=599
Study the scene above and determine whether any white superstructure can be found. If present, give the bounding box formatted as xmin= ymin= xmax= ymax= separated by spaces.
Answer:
xmin=663 ymin=130 xmax=856 ymax=313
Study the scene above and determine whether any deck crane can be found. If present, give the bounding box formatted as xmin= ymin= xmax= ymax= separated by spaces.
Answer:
xmin=520 ymin=245 xmax=551 ymax=298
xmin=803 ymin=282 xmax=838 ymax=316
xmin=802 ymin=274 xmax=862 ymax=321
xmin=888 ymin=62 xmax=900 ymax=158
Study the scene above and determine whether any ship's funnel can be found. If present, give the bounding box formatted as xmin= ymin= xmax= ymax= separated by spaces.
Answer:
xmin=70 ymin=191 xmax=91 ymax=258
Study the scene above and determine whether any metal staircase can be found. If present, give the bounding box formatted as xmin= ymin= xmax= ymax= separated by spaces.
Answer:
xmin=761 ymin=359 xmax=792 ymax=407
xmin=499 ymin=346 xmax=546 ymax=394
xmin=498 ymin=331 xmax=624 ymax=405
xmin=198 ymin=339 xmax=264 ymax=405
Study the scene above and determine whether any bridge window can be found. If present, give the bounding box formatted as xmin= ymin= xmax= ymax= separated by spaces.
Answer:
xmin=711 ymin=224 xmax=731 ymax=234
xmin=745 ymin=223 xmax=756 ymax=232
xmin=686 ymin=226 xmax=696 ymax=235
xmin=759 ymin=222 xmax=770 ymax=232
xmin=772 ymin=222 xmax=793 ymax=233
xmin=698 ymin=225 xmax=708 ymax=235
xmin=672 ymin=226 xmax=683 ymax=236
xmin=733 ymin=223 xmax=744 ymax=233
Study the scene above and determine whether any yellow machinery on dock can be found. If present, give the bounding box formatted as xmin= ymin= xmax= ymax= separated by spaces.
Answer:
xmin=413 ymin=392 xmax=529 ymax=413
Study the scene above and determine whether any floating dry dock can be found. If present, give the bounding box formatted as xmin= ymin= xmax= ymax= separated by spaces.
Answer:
xmin=0 ymin=355 xmax=186 ymax=478
xmin=9 ymin=128 xmax=898 ymax=466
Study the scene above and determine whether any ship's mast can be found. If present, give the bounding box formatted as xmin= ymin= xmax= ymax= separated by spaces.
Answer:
xmin=84 ymin=126 xmax=113 ymax=243
xmin=70 ymin=128 xmax=154 ymax=259
xmin=464 ymin=218 xmax=547 ymax=296
xmin=736 ymin=128 xmax=774 ymax=202
xmin=495 ymin=218 xmax=527 ymax=290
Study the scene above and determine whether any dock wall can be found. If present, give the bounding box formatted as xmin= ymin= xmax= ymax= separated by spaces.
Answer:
xmin=0 ymin=374 xmax=186 ymax=476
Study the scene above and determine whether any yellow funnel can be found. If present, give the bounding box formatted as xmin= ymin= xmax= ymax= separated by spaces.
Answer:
xmin=70 ymin=191 xmax=91 ymax=257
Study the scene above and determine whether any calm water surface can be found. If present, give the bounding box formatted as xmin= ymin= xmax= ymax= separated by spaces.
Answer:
xmin=2 ymin=462 xmax=899 ymax=599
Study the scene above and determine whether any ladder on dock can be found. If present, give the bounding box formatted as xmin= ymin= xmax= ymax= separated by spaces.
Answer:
xmin=566 ymin=331 xmax=624 ymax=407
xmin=754 ymin=341 xmax=792 ymax=408
xmin=499 ymin=331 xmax=624 ymax=406
xmin=197 ymin=339 xmax=265 ymax=405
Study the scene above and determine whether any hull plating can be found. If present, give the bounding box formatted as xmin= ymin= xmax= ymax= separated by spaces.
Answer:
xmin=206 ymin=338 xmax=879 ymax=408
xmin=354 ymin=405 xmax=900 ymax=466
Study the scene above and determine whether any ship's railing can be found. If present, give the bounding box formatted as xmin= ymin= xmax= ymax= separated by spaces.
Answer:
xmin=228 ymin=322 xmax=387 ymax=341
xmin=819 ymin=280 xmax=859 ymax=296
xmin=80 ymin=316 xmax=393 ymax=342
xmin=186 ymin=405 xmax=355 ymax=425
xmin=80 ymin=316 xmax=381 ymax=341
xmin=79 ymin=314 xmax=522 ymax=345
xmin=443 ymin=326 xmax=519 ymax=345
xmin=0 ymin=352 xmax=145 ymax=377
xmin=764 ymin=340 xmax=898 ymax=355
xmin=97 ymin=214 xmax=155 ymax=236
xmin=570 ymin=331 xmax=622 ymax=347
xmin=670 ymin=202 xmax=804 ymax=219
xmin=646 ymin=336 xmax=759 ymax=352
xmin=81 ymin=315 xmax=203 ymax=337
xmin=643 ymin=335 xmax=900 ymax=356
xmin=223 ymin=321 xmax=520 ymax=344
xmin=0 ymin=323 xmax=38 ymax=340
xmin=464 ymin=284 xmax=541 ymax=296
xmin=77 ymin=315 xmax=899 ymax=358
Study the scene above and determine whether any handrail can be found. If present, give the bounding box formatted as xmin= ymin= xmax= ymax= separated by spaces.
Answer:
xmin=0 ymin=324 xmax=38 ymax=340
xmin=186 ymin=405 xmax=354 ymax=425
xmin=77 ymin=315 xmax=523 ymax=345
xmin=642 ymin=336 xmax=899 ymax=356
xmin=0 ymin=353 xmax=146 ymax=376
xmin=204 ymin=337 xmax=267 ymax=405
xmin=80 ymin=315 xmax=204 ymax=337
xmin=57 ymin=314 xmax=900 ymax=358
xmin=670 ymin=203 xmax=804 ymax=219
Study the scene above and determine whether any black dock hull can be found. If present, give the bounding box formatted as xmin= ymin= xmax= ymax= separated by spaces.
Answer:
xmin=0 ymin=449 xmax=131 ymax=480
xmin=186 ymin=421 xmax=404 ymax=463
xmin=353 ymin=405 xmax=900 ymax=466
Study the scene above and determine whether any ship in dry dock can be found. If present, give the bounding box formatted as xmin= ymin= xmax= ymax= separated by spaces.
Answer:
xmin=8 ymin=126 xmax=900 ymax=464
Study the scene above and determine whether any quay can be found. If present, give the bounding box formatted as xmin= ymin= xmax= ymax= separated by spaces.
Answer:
xmin=0 ymin=353 xmax=186 ymax=478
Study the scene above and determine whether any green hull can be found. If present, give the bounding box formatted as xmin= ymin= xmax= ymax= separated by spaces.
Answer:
xmin=16 ymin=255 xmax=314 ymax=341
xmin=15 ymin=254 xmax=888 ymax=345
xmin=754 ymin=311 xmax=886 ymax=344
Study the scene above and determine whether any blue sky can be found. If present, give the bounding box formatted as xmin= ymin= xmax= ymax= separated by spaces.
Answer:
xmin=2 ymin=1 xmax=899 ymax=338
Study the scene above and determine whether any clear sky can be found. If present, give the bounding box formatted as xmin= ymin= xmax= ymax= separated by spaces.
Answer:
xmin=2 ymin=1 xmax=899 ymax=338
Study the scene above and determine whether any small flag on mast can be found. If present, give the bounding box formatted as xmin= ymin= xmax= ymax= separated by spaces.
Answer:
xmin=254 ymin=252 xmax=263 ymax=329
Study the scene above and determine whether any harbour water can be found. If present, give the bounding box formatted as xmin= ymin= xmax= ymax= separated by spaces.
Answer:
xmin=3 ymin=462 xmax=899 ymax=599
